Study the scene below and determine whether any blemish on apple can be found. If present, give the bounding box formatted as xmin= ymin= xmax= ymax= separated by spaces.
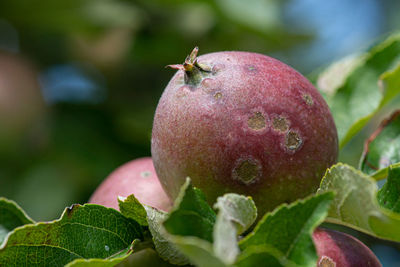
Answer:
xmin=272 ymin=115 xmax=289 ymax=132
xmin=285 ymin=130 xmax=302 ymax=151
xmin=303 ymin=93 xmax=314 ymax=106
xmin=248 ymin=112 xmax=266 ymax=130
xmin=233 ymin=158 xmax=261 ymax=185
xmin=140 ymin=171 xmax=152 ymax=178
xmin=214 ymin=92 xmax=222 ymax=99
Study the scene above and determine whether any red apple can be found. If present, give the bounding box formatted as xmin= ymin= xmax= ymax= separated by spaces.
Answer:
xmin=313 ymin=228 xmax=381 ymax=267
xmin=89 ymin=157 xmax=172 ymax=212
xmin=152 ymin=48 xmax=338 ymax=215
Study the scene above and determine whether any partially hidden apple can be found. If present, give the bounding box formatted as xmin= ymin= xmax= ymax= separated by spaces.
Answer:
xmin=313 ymin=228 xmax=381 ymax=267
xmin=89 ymin=157 xmax=172 ymax=212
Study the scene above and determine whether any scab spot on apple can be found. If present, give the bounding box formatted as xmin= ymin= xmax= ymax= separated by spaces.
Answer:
xmin=140 ymin=171 xmax=152 ymax=178
xmin=248 ymin=112 xmax=266 ymax=130
xmin=285 ymin=130 xmax=302 ymax=151
xmin=303 ymin=93 xmax=314 ymax=106
xmin=272 ymin=115 xmax=289 ymax=132
xmin=245 ymin=64 xmax=257 ymax=73
xmin=214 ymin=92 xmax=222 ymax=99
xmin=318 ymin=256 xmax=336 ymax=267
xmin=233 ymin=158 xmax=261 ymax=185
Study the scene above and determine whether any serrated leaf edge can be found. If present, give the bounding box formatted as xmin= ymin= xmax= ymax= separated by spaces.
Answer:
xmin=213 ymin=193 xmax=257 ymax=235
xmin=144 ymin=205 xmax=190 ymax=266
xmin=318 ymin=163 xmax=400 ymax=239
xmin=239 ymin=192 xmax=334 ymax=247
xmin=0 ymin=197 xmax=35 ymax=224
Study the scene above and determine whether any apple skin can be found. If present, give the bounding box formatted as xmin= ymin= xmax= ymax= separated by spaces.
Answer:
xmin=89 ymin=157 xmax=172 ymax=212
xmin=313 ymin=228 xmax=381 ymax=267
xmin=152 ymin=49 xmax=338 ymax=216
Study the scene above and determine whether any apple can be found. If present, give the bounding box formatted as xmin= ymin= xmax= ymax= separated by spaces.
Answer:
xmin=152 ymin=48 xmax=338 ymax=216
xmin=89 ymin=157 xmax=172 ymax=212
xmin=313 ymin=228 xmax=381 ymax=267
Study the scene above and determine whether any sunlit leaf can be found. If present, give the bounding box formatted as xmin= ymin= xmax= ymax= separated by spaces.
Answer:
xmin=118 ymin=195 xmax=148 ymax=226
xmin=316 ymin=33 xmax=400 ymax=148
xmin=213 ymin=194 xmax=257 ymax=265
xmin=317 ymin=163 xmax=400 ymax=242
xmin=145 ymin=206 xmax=189 ymax=265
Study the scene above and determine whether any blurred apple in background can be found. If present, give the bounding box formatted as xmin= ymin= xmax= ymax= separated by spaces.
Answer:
xmin=0 ymin=51 xmax=45 ymax=152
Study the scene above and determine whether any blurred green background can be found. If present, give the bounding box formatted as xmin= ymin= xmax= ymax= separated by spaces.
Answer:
xmin=1 ymin=0 xmax=400 ymax=265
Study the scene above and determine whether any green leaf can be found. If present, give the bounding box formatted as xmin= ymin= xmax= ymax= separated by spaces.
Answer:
xmin=0 ymin=198 xmax=34 ymax=245
xmin=238 ymin=192 xmax=334 ymax=267
xmin=370 ymin=162 xmax=400 ymax=181
xmin=118 ymin=195 xmax=148 ymax=226
xmin=213 ymin=194 xmax=257 ymax=265
xmin=380 ymin=63 xmax=400 ymax=107
xmin=0 ymin=204 xmax=143 ymax=266
xmin=117 ymin=248 xmax=179 ymax=267
xmin=145 ymin=206 xmax=189 ymax=265
xmin=213 ymin=214 xmax=239 ymax=265
xmin=166 ymin=235 xmax=227 ymax=267
xmin=377 ymin=165 xmax=400 ymax=213
xmin=360 ymin=110 xmax=400 ymax=176
xmin=163 ymin=177 xmax=216 ymax=242
xmin=316 ymin=54 xmax=365 ymax=99
xmin=213 ymin=194 xmax=257 ymax=235
xmin=236 ymin=245 xmax=296 ymax=267
xmin=65 ymin=246 xmax=133 ymax=267
xmin=316 ymin=33 xmax=400 ymax=148
xmin=317 ymin=163 xmax=400 ymax=242
xmin=162 ymin=178 xmax=226 ymax=267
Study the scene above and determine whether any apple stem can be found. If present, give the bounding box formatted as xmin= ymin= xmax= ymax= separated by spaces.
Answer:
xmin=167 ymin=47 xmax=211 ymax=86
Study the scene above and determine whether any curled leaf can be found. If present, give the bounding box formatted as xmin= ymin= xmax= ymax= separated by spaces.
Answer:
xmin=317 ymin=163 xmax=400 ymax=242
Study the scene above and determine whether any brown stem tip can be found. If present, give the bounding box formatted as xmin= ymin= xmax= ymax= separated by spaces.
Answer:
xmin=166 ymin=47 xmax=199 ymax=71
xmin=166 ymin=47 xmax=211 ymax=86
